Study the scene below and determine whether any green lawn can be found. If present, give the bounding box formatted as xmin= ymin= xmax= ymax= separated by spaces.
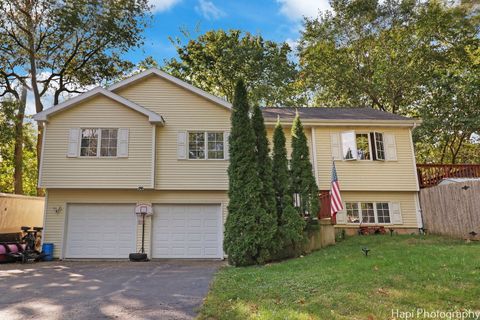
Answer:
xmin=199 ymin=235 xmax=480 ymax=320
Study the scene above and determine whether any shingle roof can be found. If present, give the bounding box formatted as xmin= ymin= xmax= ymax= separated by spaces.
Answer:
xmin=261 ymin=107 xmax=414 ymax=121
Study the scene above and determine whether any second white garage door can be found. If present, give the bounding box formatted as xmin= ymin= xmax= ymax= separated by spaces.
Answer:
xmin=152 ymin=204 xmax=223 ymax=259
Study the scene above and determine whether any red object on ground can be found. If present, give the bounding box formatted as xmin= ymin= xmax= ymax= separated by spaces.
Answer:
xmin=0 ymin=243 xmax=25 ymax=263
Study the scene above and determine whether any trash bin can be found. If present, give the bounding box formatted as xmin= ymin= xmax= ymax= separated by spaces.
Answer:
xmin=42 ymin=243 xmax=54 ymax=261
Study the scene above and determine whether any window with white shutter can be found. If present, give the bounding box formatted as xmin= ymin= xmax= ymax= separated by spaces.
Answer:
xmin=117 ymin=128 xmax=129 ymax=157
xmin=183 ymin=131 xmax=227 ymax=160
xmin=177 ymin=131 xmax=187 ymax=159
xmin=74 ymin=128 xmax=126 ymax=158
xmin=67 ymin=128 xmax=80 ymax=157
xmin=390 ymin=202 xmax=403 ymax=224
xmin=344 ymin=201 xmax=395 ymax=225
xmin=384 ymin=133 xmax=397 ymax=161
xmin=224 ymin=131 xmax=230 ymax=160
xmin=341 ymin=131 xmax=357 ymax=160
xmin=330 ymin=133 xmax=342 ymax=160
xmin=335 ymin=206 xmax=347 ymax=224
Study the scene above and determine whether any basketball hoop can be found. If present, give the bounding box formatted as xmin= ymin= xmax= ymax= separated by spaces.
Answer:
xmin=129 ymin=203 xmax=153 ymax=262
xmin=135 ymin=203 xmax=153 ymax=216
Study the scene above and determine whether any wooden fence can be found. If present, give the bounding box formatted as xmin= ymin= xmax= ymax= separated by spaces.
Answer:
xmin=419 ymin=181 xmax=480 ymax=238
xmin=0 ymin=193 xmax=44 ymax=233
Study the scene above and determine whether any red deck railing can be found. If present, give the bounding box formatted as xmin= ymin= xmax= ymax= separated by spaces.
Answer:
xmin=417 ymin=164 xmax=480 ymax=188
xmin=318 ymin=191 xmax=332 ymax=221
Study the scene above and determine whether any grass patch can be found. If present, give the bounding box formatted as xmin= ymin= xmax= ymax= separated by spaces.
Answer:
xmin=198 ymin=235 xmax=480 ymax=319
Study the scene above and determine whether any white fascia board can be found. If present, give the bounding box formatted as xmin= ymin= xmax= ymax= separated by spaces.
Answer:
xmin=33 ymin=87 xmax=165 ymax=125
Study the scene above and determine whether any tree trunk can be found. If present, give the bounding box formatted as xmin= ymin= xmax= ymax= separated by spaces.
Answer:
xmin=25 ymin=2 xmax=44 ymax=196
xmin=13 ymin=86 xmax=27 ymax=194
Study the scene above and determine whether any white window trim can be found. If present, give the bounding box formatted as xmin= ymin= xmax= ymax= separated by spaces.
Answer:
xmin=346 ymin=201 xmax=393 ymax=225
xmin=356 ymin=131 xmax=373 ymax=162
xmin=340 ymin=130 xmax=386 ymax=162
xmin=341 ymin=131 xmax=357 ymax=161
xmin=79 ymin=127 xmax=119 ymax=158
xmin=373 ymin=131 xmax=386 ymax=161
xmin=187 ymin=131 xmax=227 ymax=160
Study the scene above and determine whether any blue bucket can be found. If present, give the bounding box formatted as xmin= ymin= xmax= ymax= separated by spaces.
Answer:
xmin=42 ymin=243 xmax=54 ymax=261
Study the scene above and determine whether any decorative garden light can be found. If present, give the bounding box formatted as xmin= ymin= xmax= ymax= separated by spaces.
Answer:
xmin=362 ymin=247 xmax=370 ymax=257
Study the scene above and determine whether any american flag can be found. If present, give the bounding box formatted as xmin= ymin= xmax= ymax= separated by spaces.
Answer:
xmin=330 ymin=161 xmax=344 ymax=216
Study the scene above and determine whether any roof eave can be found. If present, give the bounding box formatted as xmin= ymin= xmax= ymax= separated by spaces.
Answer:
xmin=264 ymin=119 xmax=421 ymax=127
xmin=32 ymin=87 xmax=165 ymax=126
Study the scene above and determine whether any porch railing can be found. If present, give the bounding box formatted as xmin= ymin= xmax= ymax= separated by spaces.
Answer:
xmin=417 ymin=164 xmax=480 ymax=188
xmin=318 ymin=191 xmax=332 ymax=220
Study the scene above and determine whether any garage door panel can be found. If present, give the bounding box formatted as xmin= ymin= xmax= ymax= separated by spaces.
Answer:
xmin=65 ymin=204 xmax=136 ymax=258
xmin=152 ymin=204 xmax=222 ymax=259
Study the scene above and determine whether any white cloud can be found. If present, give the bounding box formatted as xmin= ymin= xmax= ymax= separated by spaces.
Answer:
xmin=195 ymin=0 xmax=226 ymax=20
xmin=277 ymin=0 xmax=331 ymax=21
xmin=285 ymin=37 xmax=299 ymax=50
xmin=149 ymin=0 xmax=182 ymax=13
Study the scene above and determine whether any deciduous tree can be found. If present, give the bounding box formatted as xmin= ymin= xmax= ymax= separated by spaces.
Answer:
xmin=165 ymin=29 xmax=302 ymax=106
xmin=0 ymin=0 xmax=150 ymax=194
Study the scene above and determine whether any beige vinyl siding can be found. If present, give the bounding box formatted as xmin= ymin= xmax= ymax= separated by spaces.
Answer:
xmin=314 ymin=127 xmax=417 ymax=191
xmin=266 ymin=127 xmax=313 ymax=161
xmin=115 ymin=75 xmax=231 ymax=190
xmin=41 ymin=96 xmax=153 ymax=188
xmin=266 ymin=125 xmax=417 ymax=192
xmin=335 ymin=191 xmax=419 ymax=228
xmin=44 ymin=189 xmax=228 ymax=258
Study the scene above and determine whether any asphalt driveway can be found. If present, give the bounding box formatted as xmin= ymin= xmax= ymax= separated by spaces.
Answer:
xmin=0 ymin=260 xmax=223 ymax=320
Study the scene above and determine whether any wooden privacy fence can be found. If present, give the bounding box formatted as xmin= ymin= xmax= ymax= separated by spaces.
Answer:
xmin=0 ymin=193 xmax=44 ymax=233
xmin=419 ymin=181 xmax=480 ymax=238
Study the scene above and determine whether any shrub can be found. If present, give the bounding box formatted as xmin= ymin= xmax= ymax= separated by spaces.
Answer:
xmin=224 ymin=80 xmax=276 ymax=266
xmin=290 ymin=112 xmax=320 ymax=220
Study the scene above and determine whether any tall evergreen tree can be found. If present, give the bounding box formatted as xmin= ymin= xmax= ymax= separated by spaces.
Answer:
xmin=224 ymin=80 xmax=276 ymax=266
xmin=290 ymin=112 xmax=320 ymax=220
xmin=272 ymin=119 xmax=305 ymax=251
xmin=251 ymin=105 xmax=276 ymax=220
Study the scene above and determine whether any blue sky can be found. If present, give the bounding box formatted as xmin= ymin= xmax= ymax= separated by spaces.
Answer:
xmin=127 ymin=0 xmax=332 ymax=64
xmin=26 ymin=0 xmax=332 ymax=114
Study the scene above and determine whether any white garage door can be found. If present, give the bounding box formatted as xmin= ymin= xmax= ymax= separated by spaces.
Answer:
xmin=152 ymin=204 xmax=223 ymax=259
xmin=65 ymin=204 xmax=136 ymax=258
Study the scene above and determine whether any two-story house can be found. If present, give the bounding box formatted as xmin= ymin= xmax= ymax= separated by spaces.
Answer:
xmin=33 ymin=68 xmax=422 ymax=259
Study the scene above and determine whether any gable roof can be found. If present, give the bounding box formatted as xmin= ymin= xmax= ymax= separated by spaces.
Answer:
xmin=33 ymin=87 xmax=165 ymax=124
xmin=108 ymin=68 xmax=232 ymax=110
xmin=262 ymin=107 xmax=419 ymax=125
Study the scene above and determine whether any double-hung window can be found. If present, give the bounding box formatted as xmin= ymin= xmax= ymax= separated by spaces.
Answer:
xmin=80 ymin=128 xmax=118 ymax=157
xmin=188 ymin=131 xmax=225 ymax=160
xmin=345 ymin=201 xmax=391 ymax=224
xmin=339 ymin=131 xmax=388 ymax=161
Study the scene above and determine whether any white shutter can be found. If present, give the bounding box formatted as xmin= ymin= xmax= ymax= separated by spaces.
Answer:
xmin=67 ymin=128 xmax=80 ymax=157
xmin=335 ymin=205 xmax=347 ymax=224
xmin=390 ymin=202 xmax=403 ymax=224
xmin=384 ymin=133 xmax=397 ymax=161
xmin=117 ymin=128 xmax=129 ymax=157
xmin=330 ymin=133 xmax=342 ymax=160
xmin=224 ymin=131 xmax=230 ymax=160
xmin=177 ymin=131 xmax=187 ymax=159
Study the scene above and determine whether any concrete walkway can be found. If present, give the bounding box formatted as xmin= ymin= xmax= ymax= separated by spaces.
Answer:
xmin=0 ymin=260 xmax=223 ymax=320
